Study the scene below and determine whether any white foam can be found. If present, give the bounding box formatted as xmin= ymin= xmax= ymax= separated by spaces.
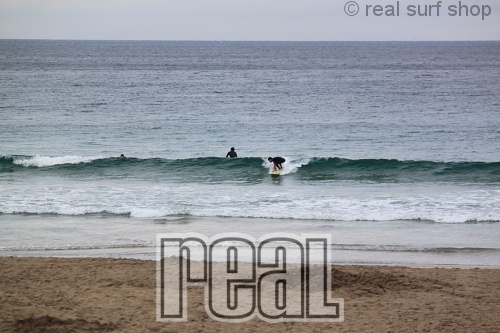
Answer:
xmin=129 ymin=207 xmax=174 ymax=218
xmin=13 ymin=155 xmax=98 ymax=167
xmin=0 ymin=179 xmax=498 ymax=224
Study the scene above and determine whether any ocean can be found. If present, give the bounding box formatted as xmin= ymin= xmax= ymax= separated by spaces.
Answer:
xmin=0 ymin=40 xmax=499 ymax=266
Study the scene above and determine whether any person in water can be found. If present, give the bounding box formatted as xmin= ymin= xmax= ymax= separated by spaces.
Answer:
xmin=268 ymin=157 xmax=285 ymax=171
xmin=226 ymin=147 xmax=237 ymax=158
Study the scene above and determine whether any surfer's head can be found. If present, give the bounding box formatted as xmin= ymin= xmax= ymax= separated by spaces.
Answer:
xmin=231 ymin=147 xmax=235 ymax=151
xmin=268 ymin=157 xmax=273 ymax=162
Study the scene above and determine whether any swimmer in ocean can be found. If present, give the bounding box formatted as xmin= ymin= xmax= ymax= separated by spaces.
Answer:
xmin=226 ymin=147 xmax=237 ymax=158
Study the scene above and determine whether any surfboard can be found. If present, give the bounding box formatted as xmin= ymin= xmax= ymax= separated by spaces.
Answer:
xmin=270 ymin=170 xmax=282 ymax=176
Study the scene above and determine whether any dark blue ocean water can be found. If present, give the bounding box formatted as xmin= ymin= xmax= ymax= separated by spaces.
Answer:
xmin=0 ymin=40 xmax=499 ymax=265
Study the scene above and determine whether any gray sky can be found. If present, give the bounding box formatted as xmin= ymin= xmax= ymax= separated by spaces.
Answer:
xmin=1 ymin=0 xmax=499 ymax=41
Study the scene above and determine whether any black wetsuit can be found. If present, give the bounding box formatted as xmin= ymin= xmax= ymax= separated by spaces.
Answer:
xmin=226 ymin=150 xmax=237 ymax=158
xmin=272 ymin=157 xmax=285 ymax=169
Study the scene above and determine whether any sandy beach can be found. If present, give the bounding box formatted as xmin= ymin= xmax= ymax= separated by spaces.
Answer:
xmin=1 ymin=257 xmax=499 ymax=333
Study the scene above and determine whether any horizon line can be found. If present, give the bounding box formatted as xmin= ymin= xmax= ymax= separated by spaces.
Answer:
xmin=1 ymin=38 xmax=499 ymax=43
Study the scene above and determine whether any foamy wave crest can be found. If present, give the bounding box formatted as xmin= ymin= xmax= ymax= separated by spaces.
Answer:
xmin=129 ymin=207 xmax=175 ymax=218
xmin=13 ymin=155 xmax=98 ymax=167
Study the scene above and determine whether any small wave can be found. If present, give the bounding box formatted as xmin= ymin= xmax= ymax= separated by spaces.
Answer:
xmin=0 ymin=208 xmax=173 ymax=218
xmin=330 ymin=244 xmax=500 ymax=253
xmin=296 ymin=157 xmax=500 ymax=183
xmin=12 ymin=155 xmax=99 ymax=167
xmin=0 ymin=242 xmax=154 ymax=252
xmin=1 ymin=155 xmax=499 ymax=183
xmin=0 ymin=210 xmax=498 ymax=224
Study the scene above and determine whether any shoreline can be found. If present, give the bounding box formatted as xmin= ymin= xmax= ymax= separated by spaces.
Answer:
xmin=1 ymin=256 xmax=500 ymax=332
xmin=1 ymin=253 xmax=500 ymax=270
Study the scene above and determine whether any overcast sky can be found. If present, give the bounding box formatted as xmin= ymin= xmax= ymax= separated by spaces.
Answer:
xmin=1 ymin=0 xmax=499 ymax=41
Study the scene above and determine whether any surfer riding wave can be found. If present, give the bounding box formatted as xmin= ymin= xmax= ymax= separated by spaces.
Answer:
xmin=268 ymin=157 xmax=285 ymax=172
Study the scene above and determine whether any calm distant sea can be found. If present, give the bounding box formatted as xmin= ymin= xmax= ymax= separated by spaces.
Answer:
xmin=1 ymin=40 xmax=499 ymax=266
